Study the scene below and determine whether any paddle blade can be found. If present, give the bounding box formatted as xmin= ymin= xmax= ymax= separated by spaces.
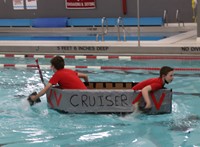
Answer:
xmin=27 ymin=92 xmax=41 ymax=106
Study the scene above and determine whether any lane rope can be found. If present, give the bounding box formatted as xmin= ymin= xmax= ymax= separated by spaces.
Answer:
xmin=1 ymin=54 xmax=200 ymax=60
xmin=1 ymin=64 xmax=200 ymax=71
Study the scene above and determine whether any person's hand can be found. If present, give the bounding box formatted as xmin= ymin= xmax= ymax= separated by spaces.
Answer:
xmin=27 ymin=92 xmax=41 ymax=106
xmin=30 ymin=95 xmax=36 ymax=101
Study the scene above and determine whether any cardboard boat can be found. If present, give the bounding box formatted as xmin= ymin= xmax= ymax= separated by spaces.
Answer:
xmin=46 ymin=82 xmax=172 ymax=115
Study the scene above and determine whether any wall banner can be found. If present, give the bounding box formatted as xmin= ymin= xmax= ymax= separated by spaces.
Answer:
xmin=66 ymin=0 xmax=96 ymax=9
xmin=13 ymin=0 xmax=24 ymax=10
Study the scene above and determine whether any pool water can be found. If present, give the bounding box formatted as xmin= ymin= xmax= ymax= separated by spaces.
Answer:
xmin=0 ymin=57 xmax=200 ymax=147
xmin=0 ymin=32 xmax=179 ymax=41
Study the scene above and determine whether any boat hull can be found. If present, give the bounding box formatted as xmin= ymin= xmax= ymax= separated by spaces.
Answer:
xmin=46 ymin=82 xmax=172 ymax=115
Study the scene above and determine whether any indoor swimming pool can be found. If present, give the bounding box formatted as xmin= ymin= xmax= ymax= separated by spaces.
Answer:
xmin=0 ymin=56 xmax=200 ymax=147
xmin=0 ymin=31 xmax=181 ymax=41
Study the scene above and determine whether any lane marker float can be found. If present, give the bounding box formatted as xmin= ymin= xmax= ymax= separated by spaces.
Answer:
xmin=1 ymin=54 xmax=200 ymax=60
xmin=1 ymin=64 xmax=200 ymax=71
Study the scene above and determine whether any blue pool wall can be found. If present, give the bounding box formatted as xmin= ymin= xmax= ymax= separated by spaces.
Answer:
xmin=0 ymin=17 xmax=163 ymax=27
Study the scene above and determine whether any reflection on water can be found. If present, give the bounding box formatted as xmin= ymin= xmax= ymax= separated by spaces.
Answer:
xmin=155 ymin=115 xmax=200 ymax=132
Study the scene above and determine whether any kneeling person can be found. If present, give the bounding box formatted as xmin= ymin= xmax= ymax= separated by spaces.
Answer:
xmin=132 ymin=66 xmax=174 ymax=110
xmin=30 ymin=56 xmax=88 ymax=102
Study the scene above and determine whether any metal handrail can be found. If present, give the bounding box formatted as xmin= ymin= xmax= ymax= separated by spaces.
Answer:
xmin=176 ymin=9 xmax=179 ymax=24
xmin=117 ymin=17 xmax=126 ymax=41
xmin=176 ymin=9 xmax=184 ymax=27
xmin=101 ymin=17 xmax=108 ymax=41
xmin=163 ymin=10 xmax=168 ymax=26
xmin=96 ymin=33 xmax=99 ymax=41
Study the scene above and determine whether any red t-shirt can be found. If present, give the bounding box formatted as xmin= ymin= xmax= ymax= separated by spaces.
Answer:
xmin=49 ymin=69 xmax=87 ymax=89
xmin=132 ymin=77 xmax=164 ymax=91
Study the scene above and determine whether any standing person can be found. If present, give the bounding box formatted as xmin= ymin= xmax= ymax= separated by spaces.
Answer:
xmin=132 ymin=66 xmax=174 ymax=110
xmin=29 ymin=56 xmax=88 ymax=103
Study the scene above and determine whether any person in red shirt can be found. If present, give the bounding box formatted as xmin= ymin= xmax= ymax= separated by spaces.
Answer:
xmin=30 ymin=56 xmax=88 ymax=102
xmin=132 ymin=66 xmax=174 ymax=110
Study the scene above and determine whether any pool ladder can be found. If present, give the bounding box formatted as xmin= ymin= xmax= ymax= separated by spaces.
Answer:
xmin=96 ymin=17 xmax=126 ymax=41
xmin=163 ymin=10 xmax=168 ymax=26
xmin=176 ymin=9 xmax=184 ymax=27
xmin=96 ymin=17 xmax=108 ymax=41
xmin=117 ymin=17 xmax=126 ymax=41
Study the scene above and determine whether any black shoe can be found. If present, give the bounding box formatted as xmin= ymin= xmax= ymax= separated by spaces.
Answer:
xmin=139 ymin=105 xmax=152 ymax=114
xmin=142 ymin=108 xmax=152 ymax=114
xmin=139 ymin=105 xmax=145 ymax=110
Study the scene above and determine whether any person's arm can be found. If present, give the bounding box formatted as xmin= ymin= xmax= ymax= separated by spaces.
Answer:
xmin=141 ymin=85 xmax=152 ymax=108
xmin=30 ymin=83 xmax=52 ymax=101
xmin=78 ymin=72 xmax=88 ymax=82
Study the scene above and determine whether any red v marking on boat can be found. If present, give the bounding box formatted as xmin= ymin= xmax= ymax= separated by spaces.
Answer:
xmin=150 ymin=92 xmax=166 ymax=110
xmin=132 ymin=92 xmax=142 ymax=104
xmin=132 ymin=92 xmax=166 ymax=110
xmin=53 ymin=91 xmax=62 ymax=106
xmin=47 ymin=89 xmax=54 ymax=108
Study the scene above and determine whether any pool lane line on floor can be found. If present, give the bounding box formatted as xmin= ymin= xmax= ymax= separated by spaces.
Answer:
xmin=1 ymin=64 xmax=200 ymax=71
xmin=1 ymin=54 xmax=200 ymax=60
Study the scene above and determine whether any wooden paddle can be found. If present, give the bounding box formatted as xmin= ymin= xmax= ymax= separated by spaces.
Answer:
xmin=27 ymin=59 xmax=44 ymax=106
xmin=35 ymin=58 xmax=46 ymax=86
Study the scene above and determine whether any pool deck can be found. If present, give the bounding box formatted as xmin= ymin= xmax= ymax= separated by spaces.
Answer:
xmin=0 ymin=23 xmax=199 ymax=56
